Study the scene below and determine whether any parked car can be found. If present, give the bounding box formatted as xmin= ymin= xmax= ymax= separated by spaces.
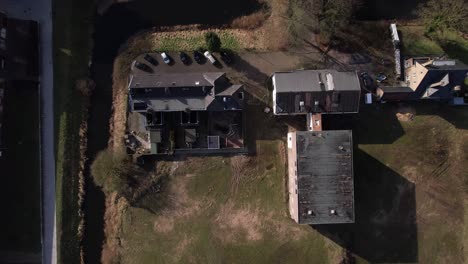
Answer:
xmin=160 ymin=52 xmax=171 ymax=64
xmin=143 ymin=54 xmax=158 ymax=66
xmin=376 ymin=73 xmax=387 ymax=83
xmin=179 ymin=52 xmax=190 ymax=65
xmin=360 ymin=72 xmax=374 ymax=90
xmin=204 ymin=51 xmax=217 ymax=64
xmin=220 ymin=51 xmax=233 ymax=64
xmin=193 ymin=50 xmax=203 ymax=64
xmin=132 ymin=60 xmax=153 ymax=73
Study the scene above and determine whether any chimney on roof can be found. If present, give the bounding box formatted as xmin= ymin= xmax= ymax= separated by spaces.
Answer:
xmin=326 ymin=73 xmax=334 ymax=91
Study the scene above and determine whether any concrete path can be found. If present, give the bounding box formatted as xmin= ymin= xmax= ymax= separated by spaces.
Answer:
xmin=0 ymin=1 xmax=56 ymax=264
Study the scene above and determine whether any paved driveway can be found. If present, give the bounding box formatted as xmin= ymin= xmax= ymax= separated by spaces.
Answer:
xmin=0 ymin=1 xmax=55 ymax=264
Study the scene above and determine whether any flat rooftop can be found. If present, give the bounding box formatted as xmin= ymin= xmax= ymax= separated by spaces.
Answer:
xmin=273 ymin=69 xmax=360 ymax=93
xmin=295 ymin=130 xmax=355 ymax=224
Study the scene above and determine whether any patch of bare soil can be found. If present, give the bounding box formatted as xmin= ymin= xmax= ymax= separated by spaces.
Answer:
xmin=214 ymin=202 xmax=263 ymax=243
xmin=101 ymin=192 xmax=129 ymax=264
xmin=172 ymin=235 xmax=193 ymax=263
xmin=153 ymin=173 xmax=203 ymax=233
xmin=230 ymin=155 xmax=251 ymax=193
xmin=277 ymin=141 xmax=286 ymax=167
xmin=395 ymin=104 xmax=416 ymax=122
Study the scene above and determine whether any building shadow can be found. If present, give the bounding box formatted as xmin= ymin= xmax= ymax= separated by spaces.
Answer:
xmin=230 ymin=53 xmax=270 ymax=86
xmin=322 ymin=104 xmax=406 ymax=144
xmin=409 ymin=101 xmax=468 ymax=130
xmin=313 ymin=148 xmax=418 ymax=263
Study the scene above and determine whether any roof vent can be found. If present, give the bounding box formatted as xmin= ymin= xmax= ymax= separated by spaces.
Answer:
xmin=299 ymin=101 xmax=305 ymax=112
xmin=195 ymin=81 xmax=200 ymax=86
xmin=326 ymin=73 xmax=334 ymax=91
xmin=330 ymin=209 xmax=337 ymax=215
xmin=433 ymin=60 xmax=456 ymax=66
xmin=172 ymin=82 xmax=176 ymax=86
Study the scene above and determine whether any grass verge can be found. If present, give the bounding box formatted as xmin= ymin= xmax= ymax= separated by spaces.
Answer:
xmin=53 ymin=0 xmax=94 ymax=263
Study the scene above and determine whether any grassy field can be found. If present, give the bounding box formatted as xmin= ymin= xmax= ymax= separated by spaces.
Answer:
xmin=399 ymin=25 xmax=445 ymax=56
xmin=119 ymin=142 xmax=335 ymax=264
xmin=353 ymin=103 xmax=468 ymax=263
xmin=113 ymin=101 xmax=468 ymax=264
xmin=157 ymin=31 xmax=241 ymax=52
xmin=53 ymin=0 xmax=94 ymax=262
xmin=0 ymin=85 xmax=41 ymax=255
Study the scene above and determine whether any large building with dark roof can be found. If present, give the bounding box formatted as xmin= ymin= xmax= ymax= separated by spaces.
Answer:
xmin=128 ymin=72 xmax=244 ymax=112
xmin=272 ymin=70 xmax=361 ymax=115
xmin=127 ymin=71 xmax=246 ymax=155
xmin=287 ymin=130 xmax=355 ymax=224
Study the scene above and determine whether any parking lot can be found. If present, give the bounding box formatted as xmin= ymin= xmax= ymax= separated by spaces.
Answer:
xmin=130 ymin=51 xmax=308 ymax=101
xmin=132 ymin=51 xmax=235 ymax=74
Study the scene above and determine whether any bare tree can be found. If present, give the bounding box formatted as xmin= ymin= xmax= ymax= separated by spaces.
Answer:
xmin=288 ymin=0 xmax=360 ymax=43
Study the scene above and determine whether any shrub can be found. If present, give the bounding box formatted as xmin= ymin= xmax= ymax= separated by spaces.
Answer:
xmin=91 ymin=147 xmax=134 ymax=195
xmin=204 ymin=32 xmax=221 ymax=52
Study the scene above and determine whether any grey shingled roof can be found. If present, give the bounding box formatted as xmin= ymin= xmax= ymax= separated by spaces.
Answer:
xmin=129 ymin=72 xmax=225 ymax=89
xmin=273 ymin=70 xmax=361 ymax=114
xmin=129 ymin=72 xmax=243 ymax=112
xmin=294 ymin=130 xmax=355 ymax=224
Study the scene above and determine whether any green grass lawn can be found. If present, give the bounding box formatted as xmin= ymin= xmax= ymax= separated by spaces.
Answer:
xmin=399 ymin=26 xmax=444 ymax=56
xmin=399 ymin=25 xmax=468 ymax=64
xmin=157 ymin=32 xmax=241 ymax=51
xmin=53 ymin=0 xmax=94 ymax=263
xmin=0 ymin=84 xmax=41 ymax=254
xmin=354 ymin=103 xmax=468 ymax=263
xmin=120 ymin=141 xmax=334 ymax=264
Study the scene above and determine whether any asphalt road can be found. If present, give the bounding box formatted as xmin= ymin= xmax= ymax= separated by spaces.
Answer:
xmin=0 ymin=1 xmax=56 ymax=264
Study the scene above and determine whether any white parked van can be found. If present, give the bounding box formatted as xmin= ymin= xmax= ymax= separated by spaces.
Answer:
xmin=204 ymin=51 xmax=216 ymax=64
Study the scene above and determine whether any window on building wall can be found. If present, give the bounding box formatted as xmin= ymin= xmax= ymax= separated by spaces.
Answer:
xmin=0 ymin=28 xmax=6 ymax=39
xmin=0 ymin=39 xmax=5 ymax=50
xmin=0 ymin=57 xmax=5 ymax=70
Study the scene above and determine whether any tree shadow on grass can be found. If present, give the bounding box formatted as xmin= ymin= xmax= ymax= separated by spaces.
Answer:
xmin=313 ymin=149 xmax=418 ymax=263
